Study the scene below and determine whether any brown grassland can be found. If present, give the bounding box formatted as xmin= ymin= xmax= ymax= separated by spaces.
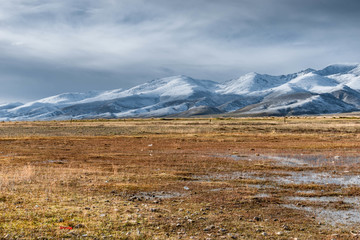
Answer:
xmin=0 ymin=117 xmax=360 ymax=239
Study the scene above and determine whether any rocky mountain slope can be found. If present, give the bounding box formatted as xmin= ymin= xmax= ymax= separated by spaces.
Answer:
xmin=1 ymin=64 xmax=360 ymax=120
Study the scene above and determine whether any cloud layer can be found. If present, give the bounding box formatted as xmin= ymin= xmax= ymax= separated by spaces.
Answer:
xmin=1 ymin=0 xmax=360 ymax=102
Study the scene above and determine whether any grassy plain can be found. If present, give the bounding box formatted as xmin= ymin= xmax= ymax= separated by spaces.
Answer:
xmin=0 ymin=117 xmax=360 ymax=239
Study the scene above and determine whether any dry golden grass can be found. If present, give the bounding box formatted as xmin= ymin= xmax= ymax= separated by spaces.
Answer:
xmin=0 ymin=117 xmax=360 ymax=239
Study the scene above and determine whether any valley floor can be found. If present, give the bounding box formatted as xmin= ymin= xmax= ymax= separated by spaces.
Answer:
xmin=1 ymin=117 xmax=360 ymax=239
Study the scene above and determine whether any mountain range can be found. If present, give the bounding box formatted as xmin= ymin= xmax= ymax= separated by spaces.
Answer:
xmin=1 ymin=64 xmax=360 ymax=120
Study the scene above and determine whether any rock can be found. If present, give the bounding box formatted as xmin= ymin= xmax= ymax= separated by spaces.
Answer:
xmin=253 ymin=216 xmax=261 ymax=221
xmin=129 ymin=196 xmax=137 ymax=201
xmin=276 ymin=231 xmax=283 ymax=236
xmin=204 ymin=225 xmax=215 ymax=231
xmin=282 ymin=225 xmax=291 ymax=231
xmin=67 ymin=231 xmax=77 ymax=236
xmin=261 ymin=232 xmax=267 ymax=236
xmin=74 ymin=224 xmax=84 ymax=229
xmin=227 ymin=233 xmax=239 ymax=239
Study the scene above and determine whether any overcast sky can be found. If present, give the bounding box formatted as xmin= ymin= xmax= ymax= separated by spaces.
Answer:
xmin=1 ymin=0 xmax=360 ymax=103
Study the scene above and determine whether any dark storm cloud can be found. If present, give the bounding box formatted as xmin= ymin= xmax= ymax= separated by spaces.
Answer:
xmin=0 ymin=0 xmax=359 ymax=102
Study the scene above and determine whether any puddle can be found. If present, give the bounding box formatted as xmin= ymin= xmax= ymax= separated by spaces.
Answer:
xmin=284 ymin=196 xmax=360 ymax=226
xmin=254 ymin=193 xmax=271 ymax=198
xmin=296 ymin=190 xmax=317 ymax=194
xmin=286 ymin=196 xmax=360 ymax=204
xmin=210 ymin=154 xmax=250 ymax=161
xmin=196 ymin=170 xmax=360 ymax=187
xmin=262 ymin=154 xmax=360 ymax=167
xmin=194 ymin=172 xmax=259 ymax=181
xmin=229 ymin=155 xmax=244 ymax=161
xmin=43 ymin=160 xmax=67 ymax=164
xmin=273 ymin=172 xmax=360 ymax=186
xmin=262 ymin=155 xmax=307 ymax=166
xmin=212 ymin=152 xmax=360 ymax=167
xmin=245 ymin=184 xmax=275 ymax=189
xmin=222 ymin=171 xmax=360 ymax=187
xmin=283 ymin=204 xmax=360 ymax=226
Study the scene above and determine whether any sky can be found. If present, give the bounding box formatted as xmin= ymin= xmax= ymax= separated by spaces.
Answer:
xmin=1 ymin=0 xmax=360 ymax=103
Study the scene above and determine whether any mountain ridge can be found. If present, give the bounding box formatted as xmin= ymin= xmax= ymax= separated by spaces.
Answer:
xmin=1 ymin=63 xmax=360 ymax=120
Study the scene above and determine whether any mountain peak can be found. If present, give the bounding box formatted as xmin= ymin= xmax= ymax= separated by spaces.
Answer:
xmin=221 ymin=72 xmax=287 ymax=94
xmin=299 ymin=68 xmax=316 ymax=74
xmin=316 ymin=63 xmax=359 ymax=76
xmin=160 ymin=75 xmax=193 ymax=81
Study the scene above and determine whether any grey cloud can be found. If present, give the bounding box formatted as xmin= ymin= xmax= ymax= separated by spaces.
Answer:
xmin=0 ymin=0 xmax=359 ymax=102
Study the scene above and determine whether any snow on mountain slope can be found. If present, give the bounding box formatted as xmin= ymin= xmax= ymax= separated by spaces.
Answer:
xmin=8 ymin=91 xmax=100 ymax=114
xmin=122 ymin=75 xmax=220 ymax=100
xmin=76 ymin=89 xmax=123 ymax=103
xmin=1 ymin=64 xmax=360 ymax=120
xmin=315 ymin=64 xmax=359 ymax=76
xmin=219 ymin=72 xmax=287 ymax=95
xmin=327 ymin=64 xmax=360 ymax=90
xmin=282 ymin=73 xmax=341 ymax=93
xmin=219 ymin=68 xmax=319 ymax=96
xmin=3 ymin=91 xmax=102 ymax=120
xmin=232 ymin=93 xmax=357 ymax=116
xmin=53 ymin=76 xmax=222 ymax=120
xmin=36 ymin=91 xmax=101 ymax=105
xmin=0 ymin=102 xmax=23 ymax=110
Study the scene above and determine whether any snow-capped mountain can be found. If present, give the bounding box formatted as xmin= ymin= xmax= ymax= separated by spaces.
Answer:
xmin=1 ymin=64 xmax=360 ymax=120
